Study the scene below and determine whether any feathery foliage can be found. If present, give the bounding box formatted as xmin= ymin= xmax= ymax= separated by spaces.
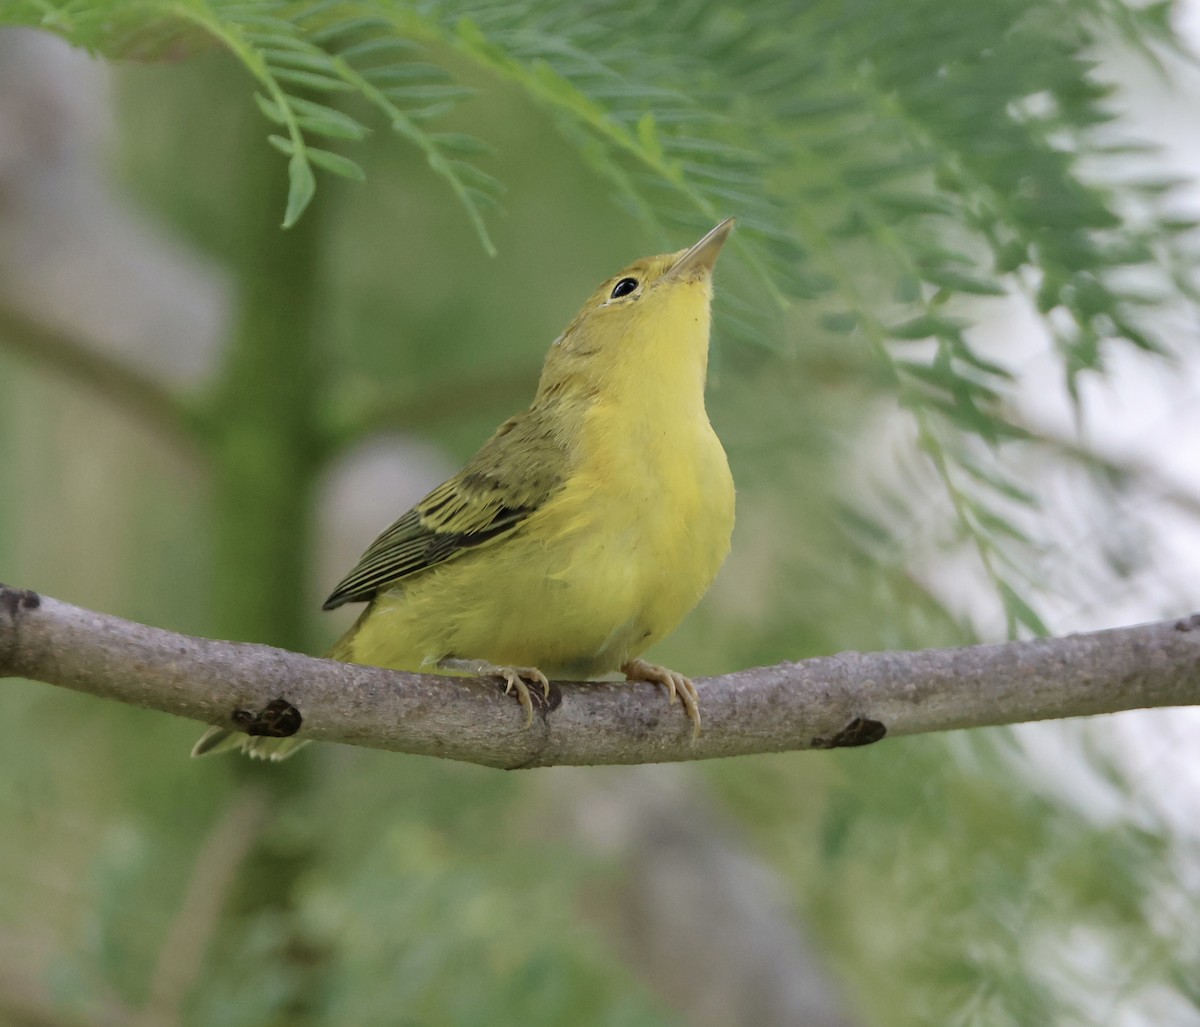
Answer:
xmin=7 ymin=0 xmax=1195 ymax=631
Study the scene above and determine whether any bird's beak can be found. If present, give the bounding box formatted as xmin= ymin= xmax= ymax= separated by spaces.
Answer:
xmin=667 ymin=217 xmax=735 ymax=280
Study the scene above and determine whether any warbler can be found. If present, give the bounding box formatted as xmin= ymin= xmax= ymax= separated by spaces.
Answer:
xmin=194 ymin=218 xmax=736 ymax=760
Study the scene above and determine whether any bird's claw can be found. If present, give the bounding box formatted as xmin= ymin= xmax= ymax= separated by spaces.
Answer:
xmin=499 ymin=666 xmax=550 ymax=727
xmin=436 ymin=659 xmax=551 ymax=728
xmin=622 ymin=658 xmax=702 ymax=740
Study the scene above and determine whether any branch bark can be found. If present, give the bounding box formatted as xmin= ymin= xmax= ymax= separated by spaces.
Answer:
xmin=2 ymin=584 xmax=1198 ymax=770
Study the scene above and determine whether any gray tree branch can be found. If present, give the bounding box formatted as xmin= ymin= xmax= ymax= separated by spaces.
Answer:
xmin=2 ymin=584 xmax=1198 ymax=769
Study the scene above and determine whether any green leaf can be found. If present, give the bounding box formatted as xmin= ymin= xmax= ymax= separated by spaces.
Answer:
xmin=971 ymin=504 xmax=1033 ymax=545
xmin=308 ymin=16 xmax=392 ymax=45
xmin=271 ymin=68 xmax=354 ymax=93
xmin=894 ymin=276 xmax=921 ymax=303
xmin=402 ymin=102 xmax=457 ymax=123
xmin=261 ymin=48 xmax=336 ymax=73
xmin=999 ymin=581 xmax=1049 ymax=637
xmin=363 ymin=62 xmax=453 ymax=84
xmin=305 ymin=146 xmax=366 ymax=181
xmin=1036 ymin=276 xmax=1061 ymax=313
xmin=270 ymin=135 xmax=363 ymax=181
xmin=821 ymin=311 xmax=859 ymax=333
xmin=923 ymin=268 xmax=1009 ymax=297
xmin=1067 ymin=274 xmax=1112 ymax=319
xmin=896 ymin=360 xmax=958 ymax=392
xmin=253 ymin=91 xmax=285 ymax=125
xmin=679 ymin=162 xmax=760 ymax=188
xmin=1129 ymin=175 xmax=1193 ymax=196
xmin=960 ymin=461 xmax=1036 ymax=505
xmin=383 ymin=85 xmax=476 ymax=103
xmin=843 ymin=152 xmax=938 ymax=187
xmin=220 ymin=9 xmax=293 ymax=29
xmin=445 ymin=160 xmax=504 ymax=195
xmin=775 ymin=93 xmax=863 ymax=118
xmin=661 ymin=137 xmax=764 ymax=167
xmin=282 ymin=151 xmax=315 ymax=228
xmin=429 ymin=132 xmax=492 ymax=156
xmin=1109 ymin=316 xmax=1166 ymax=355
xmin=464 ymin=186 xmax=503 ymax=214
xmin=1160 ymin=217 xmax=1200 ymax=234
xmin=636 ymin=112 xmax=663 ymax=163
xmin=293 ymin=101 xmax=369 ymax=141
xmin=886 ymin=314 xmax=967 ymax=340
xmin=243 ymin=31 xmax=313 ymax=52
xmin=339 ymin=37 xmax=422 ymax=61
xmin=788 ymin=269 xmax=837 ymax=299
xmin=951 ymin=342 xmax=1014 ymax=381
xmin=994 ymin=241 xmax=1028 ymax=274
xmin=873 ymin=190 xmax=959 ymax=218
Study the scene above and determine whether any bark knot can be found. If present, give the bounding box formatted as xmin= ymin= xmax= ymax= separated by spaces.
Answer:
xmin=812 ymin=716 xmax=887 ymax=749
xmin=0 ymin=586 xmax=42 ymax=669
xmin=0 ymin=586 xmax=41 ymax=619
xmin=231 ymin=697 xmax=303 ymax=737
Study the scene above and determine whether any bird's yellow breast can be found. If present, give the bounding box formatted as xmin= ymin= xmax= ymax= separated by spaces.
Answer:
xmin=560 ymin=388 xmax=735 ymax=667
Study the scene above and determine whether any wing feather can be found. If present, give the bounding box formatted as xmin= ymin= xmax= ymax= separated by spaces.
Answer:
xmin=322 ymin=410 xmax=567 ymax=609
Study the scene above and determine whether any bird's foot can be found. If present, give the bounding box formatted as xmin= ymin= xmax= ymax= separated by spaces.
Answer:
xmin=499 ymin=665 xmax=551 ymax=726
xmin=438 ymin=658 xmax=550 ymax=727
xmin=622 ymin=658 xmax=701 ymax=739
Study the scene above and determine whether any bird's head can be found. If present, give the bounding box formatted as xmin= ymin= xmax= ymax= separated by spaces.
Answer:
xmin=536 ymin=218 xmax=734 ymax=404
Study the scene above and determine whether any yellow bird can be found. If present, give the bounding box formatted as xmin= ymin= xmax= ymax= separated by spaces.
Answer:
xmin=194 ymin=218 xmax=736 ymax=760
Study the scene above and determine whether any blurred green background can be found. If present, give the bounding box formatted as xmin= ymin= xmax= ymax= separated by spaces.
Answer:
xmin=2 ymin=1 xmax=1200 ymax=1024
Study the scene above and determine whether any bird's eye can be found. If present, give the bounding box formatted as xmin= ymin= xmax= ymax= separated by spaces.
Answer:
xmin=610 ymin=277 xmax=639 ymax=299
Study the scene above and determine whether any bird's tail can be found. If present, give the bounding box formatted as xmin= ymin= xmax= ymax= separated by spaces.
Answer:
xmin=189 ymin=729 xmax=310 ymax=761
xmin=190 ymin=608 xmax=367 ymax=761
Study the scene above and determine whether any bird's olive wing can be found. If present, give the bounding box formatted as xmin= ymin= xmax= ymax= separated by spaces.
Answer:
xmin=321 ymin=412 xmax=566 ymax=609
